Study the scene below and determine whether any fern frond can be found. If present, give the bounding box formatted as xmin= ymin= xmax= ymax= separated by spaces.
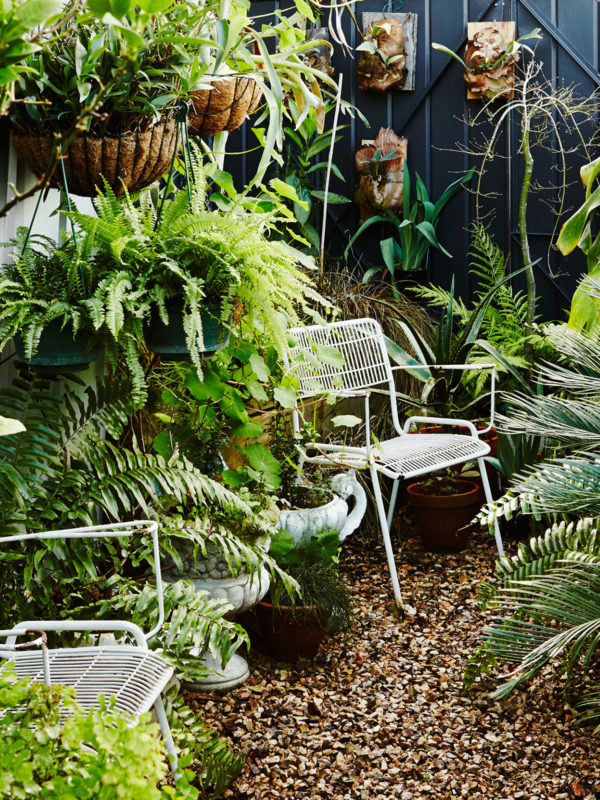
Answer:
xmin=166 ymin=692 xmax=245 ymax=797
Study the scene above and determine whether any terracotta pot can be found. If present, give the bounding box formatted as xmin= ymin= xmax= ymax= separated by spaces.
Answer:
xmin=188 ymin=76 xmax=263 ymax=136
xmin=12 ymin=120 xmax=178 ymax=197
xmin=406 ymin=478 xmax=480 ymax=552
xmin=253 ymin=600 xmax=328 ymax=661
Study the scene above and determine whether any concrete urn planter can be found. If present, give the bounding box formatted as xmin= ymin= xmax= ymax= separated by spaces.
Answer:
xmin=169 ymin=536 xmax=270 ymax=692
xmin=182 ymin=538 xmax=270 ymax=615
xmin=278 ymin=470 xmax=367 ymax=547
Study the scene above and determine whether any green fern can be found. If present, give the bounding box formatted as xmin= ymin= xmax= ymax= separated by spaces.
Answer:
xmin=166 ymin=692 xmax=245 ymax=798
xmin=68 ymin=147 xmax=325 ymax=402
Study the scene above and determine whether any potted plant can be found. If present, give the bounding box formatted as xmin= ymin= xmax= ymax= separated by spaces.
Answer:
xmin=252 ymin=529 xmax=353 ymax=661
xmin=72 ymin=149 xmax=323 ymax=405
xmin=0 ymin=230 xmax=105 ymax=372
xmin=406 ymin=472 xmax=481 ymax=552
xmin=11 ymin=16 xmax=186 ymax=196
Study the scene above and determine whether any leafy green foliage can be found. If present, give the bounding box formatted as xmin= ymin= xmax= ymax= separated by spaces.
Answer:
xmin=0 ymin=229 xmax=107 ymax=360
xmin=166 ymin=692 xmax=245 ymax=798
xmin=558 ymin=155 xmax=600 ymax=332
xmin=477 ymin=323 xmax=600 ymax=530
xmin=384 ymin=263 xmax=531 ymax=418
xmin=0 ymin=374 xmax=251 ymax=618
xmin=466 ymin=321 xmax=600 ymax=728
xmin=72 ymin=149 xmax=322 ymax=405
xmin=93 ymin=578 xmax=249 ymax=684
xmin=0 ymin=664 xmax=196 ymax=799
xmin=410 ymin=224 xmax=553 ymax=400
xmin=12 ymin=6 xmax=207 ymax=133
xmin=345 ymin=163 xmax=473 ymax=288
xmin=268 ymin=529 xmax=352 ymax=633
xmin=275 ymin=101 xmax=348 ymax=252
xmin=0 ymin=0 xmax=62 ymax=116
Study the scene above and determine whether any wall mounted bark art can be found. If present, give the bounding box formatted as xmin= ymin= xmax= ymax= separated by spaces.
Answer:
xmin=354 ymin=128 xmax=407 ymax=224
xmin=357 ymin=12 xmax=417 ymax=93
xmin=464 ymin=21 xmax=517 ymax=100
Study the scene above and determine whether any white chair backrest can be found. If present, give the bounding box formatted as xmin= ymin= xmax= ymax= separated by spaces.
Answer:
xmin=0 ymin=521 xmax=164 ymax=642
xmin=286 ymin=318 xmax=396 ymax=397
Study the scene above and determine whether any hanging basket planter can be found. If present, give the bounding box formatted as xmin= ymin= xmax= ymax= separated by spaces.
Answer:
xmin=14 ymin=320 xmax=103 ymax=374
xmin=144 ymin=302 xmax=232 ymax=362
xmin=187 ymin=76 xmax=263 ymax=137
xmin=11 ymin=119 xmax=179 ymax=197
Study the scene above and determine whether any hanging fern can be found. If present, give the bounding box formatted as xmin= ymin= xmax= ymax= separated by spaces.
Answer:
xmin=66 ymin=147 xmax=327 ymax=405
xmin=0 ymin=230 xmax=106 ymax=362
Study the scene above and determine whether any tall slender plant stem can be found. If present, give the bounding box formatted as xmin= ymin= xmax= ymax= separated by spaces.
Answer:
xmin=320 ymin=72 xmax=343 ymax=278
xmin=519 ymin=107 xmax=535 ymax=328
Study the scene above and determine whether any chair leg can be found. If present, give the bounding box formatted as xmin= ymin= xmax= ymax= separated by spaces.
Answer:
xmin=386 ymin=478 xmax=400 ymax=531
xmin=370 ymin=466 xmax=404 ymax=610
xmin=478 ymin=457 xmax=504 ymax=557
xmin=154 ymin=695 xmax=179 ymax=778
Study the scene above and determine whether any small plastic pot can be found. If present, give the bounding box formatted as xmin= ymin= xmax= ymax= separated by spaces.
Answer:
xmin=14 ymin=321 xmax=103 ymax=374
xmin=144 ymin=302 xmax=231 ymax=361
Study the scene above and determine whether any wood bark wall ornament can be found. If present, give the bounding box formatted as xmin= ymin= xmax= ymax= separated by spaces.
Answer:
xmin=305 ymin=27 xmax=334 ymax=80
xmin=354 ymin=128 xmax=407 ymax=224
xmin=464 ymin=21 xmax=517 ymax=100
xmin=357 ymin=13 xmax=417 ymax=93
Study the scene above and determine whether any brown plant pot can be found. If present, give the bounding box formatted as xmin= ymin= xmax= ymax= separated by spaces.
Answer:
xmin=253 ymin=600 xmax=328 ymax=662
xmin=12 ymin=120 xmax=178 ymax=197
xmin=188 ymin=76 xmax=263 ymax=136
xmin=406 ymin=479 xmax=480 ymax=553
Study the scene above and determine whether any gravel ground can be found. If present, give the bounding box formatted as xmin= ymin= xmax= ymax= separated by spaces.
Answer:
xmin=189 ymin=518 xmax=600 ymax=800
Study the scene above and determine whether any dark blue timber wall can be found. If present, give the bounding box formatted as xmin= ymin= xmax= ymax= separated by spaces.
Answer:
xmin=233 ymin=0 xmax=600 ymax=321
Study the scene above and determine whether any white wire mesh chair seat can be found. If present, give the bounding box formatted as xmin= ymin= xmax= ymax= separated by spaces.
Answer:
xmin=0 ymin=521 xmax=179 ymax=773
xmin=284 ymin=318 xmax=504 ymax=611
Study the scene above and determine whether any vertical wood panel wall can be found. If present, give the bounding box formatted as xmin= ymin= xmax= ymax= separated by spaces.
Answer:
xmin=0 ymin=0 xmax=597 ymax=348
xmin=232 ymin=0 xmax=599 ymax=320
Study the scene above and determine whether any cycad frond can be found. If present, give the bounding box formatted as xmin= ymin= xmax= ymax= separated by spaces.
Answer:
xmin=479 ymin=453 xmax=600 ymax=524
xmin=498 ymin=392 xmax=600 ymax=446
xmin=473 ymin=561 xmax=600 ymax=701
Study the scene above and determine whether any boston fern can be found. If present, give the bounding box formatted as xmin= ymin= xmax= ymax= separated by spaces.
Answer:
xmin=0 ymin=229 xmax=105 ymax=359
xmin=72 ymin=150 xmax=322 ymax=404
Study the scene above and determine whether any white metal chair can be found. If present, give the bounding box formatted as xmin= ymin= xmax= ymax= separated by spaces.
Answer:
xmin=284 ymin=317 xmax=503 ymax=611
xmin=0 ymin=521 xmax=179 ymax=773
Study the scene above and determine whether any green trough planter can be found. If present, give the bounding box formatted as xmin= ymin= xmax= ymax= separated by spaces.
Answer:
xmin=144 ymin=302 xmax=231 ymax=361
xmin=14 ymin=321 xmax=103 ymax=374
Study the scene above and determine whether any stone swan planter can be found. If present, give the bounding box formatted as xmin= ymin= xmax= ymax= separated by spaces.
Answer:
xmin=278 ymin=470 xmax=367 ymax=547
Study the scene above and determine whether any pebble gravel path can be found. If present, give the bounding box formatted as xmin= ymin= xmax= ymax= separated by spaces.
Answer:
xmin=190 ymin=520 xmax=600 ymax=800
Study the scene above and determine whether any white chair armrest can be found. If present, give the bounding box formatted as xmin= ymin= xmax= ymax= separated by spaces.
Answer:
xmin=4 ymin=620 xmax=148 ymax=649
xmin=403 ymin=416 xmax=478 ymax=436
xmin=0 ymin=522 xmax=163 ymax=643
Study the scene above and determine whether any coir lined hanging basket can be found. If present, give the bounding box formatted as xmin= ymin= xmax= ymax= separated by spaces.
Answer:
xmin=12 ymin=119 xmax=178 ymax=197
xmin=188 ymin=76 xmax=263 ymax=137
